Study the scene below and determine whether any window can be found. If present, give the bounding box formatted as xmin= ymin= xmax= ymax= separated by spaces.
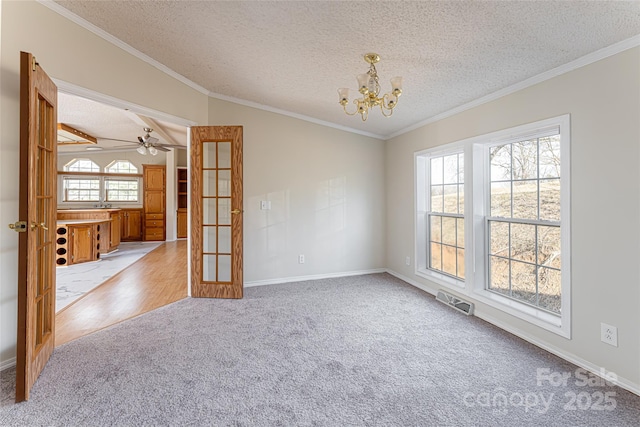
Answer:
xmin=105 ymin=178 xmax=139 ymax=202
xmin=416 ymin=115 xmax=570 ymax=337
xmin=64 ymin=158 xmax=100 ymax=172
xmin=487 ymin=133 xmax=561 ymax=314
xmin=63 ymin=177 xmax=100 ymax=201
xmin=428 ymin=152 xmax=465 ymax=280
xmin=59 ymin=159 xmax=141 ymax=204
xmin=106 ymin=160 xmax=138 ymax=174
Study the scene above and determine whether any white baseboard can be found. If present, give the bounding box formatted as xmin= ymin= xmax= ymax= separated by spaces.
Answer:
xmin=386 ymin=269 xmax=640 ymax=397
xmin=0 ymin=357 xmax=16 ymax=372
xmin=244 ymin=268 xmax=387 ymax=288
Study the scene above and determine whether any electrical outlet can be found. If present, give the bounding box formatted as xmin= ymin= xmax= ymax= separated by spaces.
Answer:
xmin=601 ymin=323 xmax=618 ymax=347
xmin=405 ymin=256 xmax=411 ymax=266
xmin=298 ymin=254 xmax=305 ymax=264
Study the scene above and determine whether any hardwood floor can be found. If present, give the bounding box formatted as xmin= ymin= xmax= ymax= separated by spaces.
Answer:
xmin=55 ymin=240 xmax=188 ymax=346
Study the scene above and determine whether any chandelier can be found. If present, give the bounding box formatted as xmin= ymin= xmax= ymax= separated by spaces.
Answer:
xmin=338 ymin=53 xmax=403 ymax=121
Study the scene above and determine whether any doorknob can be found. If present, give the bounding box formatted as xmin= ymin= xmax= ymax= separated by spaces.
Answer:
xmin=231 ymin=209 xmax=243 ymax=215
xmin=8 ymin=221 xmax=27 ymax=232
xmin=30 ymin=222 xmax=48 ymax=231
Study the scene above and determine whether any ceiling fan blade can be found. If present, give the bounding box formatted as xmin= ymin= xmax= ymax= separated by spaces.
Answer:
xmin=146 ymin=136 xmax=159 ymax=145
xmin=138 ymin=136 xmax=145 ymax=144
xmin=155 ymin=143 xmax=185 ymax=148
xmin=154 ymin=146 xmax=170 ymax=152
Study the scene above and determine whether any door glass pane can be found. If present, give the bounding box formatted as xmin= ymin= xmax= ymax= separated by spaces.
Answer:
xmin=203 ymin=226 xmax=217 ymax=252
xmin=218 ymin=170 xmax=231 ymax=197
xmin=219 ymin=226 xmax=231 ymax=253
xmin=218 ymin=142 xmax=231 ymax=168
xmin=218 ymin=199 xmax=231 ymax=225
xmin=203 ymin=199 xmax=217 ymax=225
xmin=203 ymin=170 xmax=217 ymax=197
xmin=203 ymin=254 xmax=216 ymax=281
xmin=218 ymin=255 xmax=231 ymax=282
xmin=203 ymin=142 xmax=217 ymax=168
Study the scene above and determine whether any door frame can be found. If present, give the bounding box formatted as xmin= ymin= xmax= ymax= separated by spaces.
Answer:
xmin=51 ymin=80 xmax=197 ymax=294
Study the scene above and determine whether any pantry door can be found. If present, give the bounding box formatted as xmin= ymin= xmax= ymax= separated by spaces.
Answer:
xmin=190 ymin=126 xmax=243 ymax=298
xmin=14 ymin=51 xmax=57 ymax=402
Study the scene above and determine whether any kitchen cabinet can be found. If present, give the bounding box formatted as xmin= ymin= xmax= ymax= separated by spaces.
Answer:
xmin=143 ymin=165 xmax=166 ymax=241
xmin=121 ymin=209 xmax=142 ymax=241
xmin=70 ymin=224 xmax=94 ymax=264
xmin=57 ymin=209 xmax=122 ymax=253
xmin=109 ymin=211 xmax=122 ymax=251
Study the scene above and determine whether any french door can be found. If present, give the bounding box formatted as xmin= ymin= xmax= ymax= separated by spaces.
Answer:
xmin=190 ymin=126 xmax=243 ymax=298
xmin=13 ymin=51 xmax=57 ymax=402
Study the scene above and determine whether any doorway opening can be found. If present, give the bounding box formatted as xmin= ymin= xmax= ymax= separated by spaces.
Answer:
xmin=53 ymin=82 xmax=194 ymax=345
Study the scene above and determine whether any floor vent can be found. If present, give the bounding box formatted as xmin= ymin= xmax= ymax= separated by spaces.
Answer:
xmin=436 ymin=290 xmax=474 ymax=316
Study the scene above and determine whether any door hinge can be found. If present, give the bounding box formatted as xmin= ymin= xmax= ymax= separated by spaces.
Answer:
xmin=32 ymin=57 xmax=37 ymax=72
xmin=8 ymin=221 xmax=28 ymax=233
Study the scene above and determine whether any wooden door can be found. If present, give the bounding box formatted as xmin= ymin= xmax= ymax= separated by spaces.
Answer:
xmin=177 ymin=210 xmax=188 ymax=238
xmin=144 ymin=165 xmax=165 ymax=190
xmin=121 ymin=209 xmax=142 ymax=240
xmin=110 ymin=212 xmax=122 ymax=249
xmin=14 ymin=51 xmax=57 ymax=402
xmin=191 ymin=126 xmax=243 ymax=298
xmin=71 ymin=224 xmax=94 ymax=264
xmin=144 ymin=191 xmax=165 ymax=213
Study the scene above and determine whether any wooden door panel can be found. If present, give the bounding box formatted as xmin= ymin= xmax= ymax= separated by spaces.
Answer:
xmin=191 ymin=126 xmax=243 ymax=299
xmin=144 ymin=166 xmax=165 ymax=190
xmin=144 ymin=191 xmax=165 ymax=213
xmin=71 ymin=225 xmax=94 ymax=264
xmin=16 ymin=51 xmax=57 ymax=402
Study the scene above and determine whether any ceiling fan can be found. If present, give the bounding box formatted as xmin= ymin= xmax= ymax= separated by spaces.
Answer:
xmin=98 ymin=127 xmax=182 ymax=155
xmin=135 ymin=127 xmax=167 ymax=155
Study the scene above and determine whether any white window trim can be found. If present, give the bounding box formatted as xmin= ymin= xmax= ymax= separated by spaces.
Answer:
xmin=415 ymin=114 xmax=571 ymax=338
xmin=58 ymin=175 xmax=142 ymax=206
xmin=415 ymin=144 xmax=467 ymax=290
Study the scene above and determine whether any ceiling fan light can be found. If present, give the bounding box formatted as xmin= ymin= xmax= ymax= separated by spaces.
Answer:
xmin=148 ymin=146 xmax=158 ymax=156
xmin=137 ymin=145 xmax=147 ymax=155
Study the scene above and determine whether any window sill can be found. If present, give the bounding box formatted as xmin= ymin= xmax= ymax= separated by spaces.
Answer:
xmin=470 ymin=288 xmax=569 ymax=338
xmin=416 ymin=268 xmax=465 ymax=291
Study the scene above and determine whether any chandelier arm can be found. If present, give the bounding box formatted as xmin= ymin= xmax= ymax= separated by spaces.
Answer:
xmin=341 ymin=100 xmax=360 ymax=116
xmin=379 ymin=102 xmax=394 ymax=117
xmin=381 ymin=93 xmax=399 ymax=111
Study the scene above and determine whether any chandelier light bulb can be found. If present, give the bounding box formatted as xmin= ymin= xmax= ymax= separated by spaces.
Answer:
xmin=148 ymin=146 xmax=158 ymax=156
xmin=137 ymin=145 xmax=147 ymax=155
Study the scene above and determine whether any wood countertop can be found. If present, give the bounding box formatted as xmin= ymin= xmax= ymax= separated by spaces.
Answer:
xmin=57 ymin=208 xmax=122 ymax=213
xmin=57 ymin=219 xmax=112 ymax=226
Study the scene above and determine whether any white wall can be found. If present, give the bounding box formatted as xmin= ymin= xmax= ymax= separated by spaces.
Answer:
xmin=208 ymin=98 xmax=386 ymax=283
xmin=0 ymin=1 xmax=208 ymax=367
xmin=385 ymin=47 xmax=640 ymax=390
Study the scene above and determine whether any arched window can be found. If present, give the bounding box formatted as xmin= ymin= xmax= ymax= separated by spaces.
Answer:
xmin=64 ymin=158 xmax=100 ymax=172
xmin=105 ymin=160 xmax=138 ymax=174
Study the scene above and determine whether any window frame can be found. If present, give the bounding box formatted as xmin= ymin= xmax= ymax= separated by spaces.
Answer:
xmin=61 ymin=175 xmax=101 ymax=202
xmin=415 ymin=114 xmax=571 ymax=338
xmin=59 ymin=159 xmax=142 ymax=206
xmin=416 ymin=144 xmax=468 ymax=291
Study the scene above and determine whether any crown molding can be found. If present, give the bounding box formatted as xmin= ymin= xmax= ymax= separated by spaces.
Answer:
xmin=208 ymin=92 xmax=385 ymax=140
xmin=38 ymin=0 xmax=210 ymax=96
xmin=387 ymin=34 xmax=640 ymax=140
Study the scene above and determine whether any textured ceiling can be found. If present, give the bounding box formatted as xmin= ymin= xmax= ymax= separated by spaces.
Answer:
xmin=54 ymin=1 xmax=640 ymax=139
